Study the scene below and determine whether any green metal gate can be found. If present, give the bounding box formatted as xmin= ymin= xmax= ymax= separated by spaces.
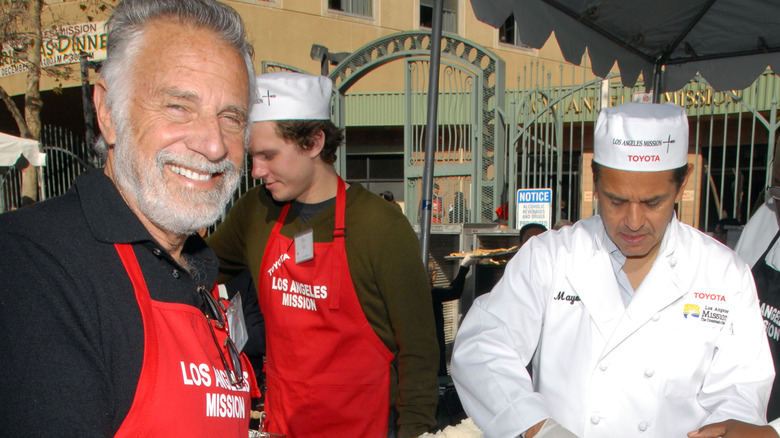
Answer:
xmin=328 ymin=31 xmax=505 ymax=224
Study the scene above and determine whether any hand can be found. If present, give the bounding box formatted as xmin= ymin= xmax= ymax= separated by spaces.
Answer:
xmin=688 ymin=420 xmax=778 ymax=438
xmin=460 ymin=253 xmax=477 ymax=268
xmin=528 ymin=419 xmax=578 ymax=438
xmin=525 ymin=420 xmax=545 ymax=438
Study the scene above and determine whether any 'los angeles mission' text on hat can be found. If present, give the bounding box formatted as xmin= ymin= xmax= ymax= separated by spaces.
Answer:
xmin=594 ymin=102 xmax=688 ymax=171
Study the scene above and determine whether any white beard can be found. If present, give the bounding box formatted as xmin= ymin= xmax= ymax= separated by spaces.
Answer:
xmin=113 ymin=127 xmax=241 ymax=235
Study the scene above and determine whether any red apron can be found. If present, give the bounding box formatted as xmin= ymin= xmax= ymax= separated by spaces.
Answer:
xmin=259 ymin=178 xmax=394 ymax=437
xmin=113 ymin=243 xmax=256 ymax=437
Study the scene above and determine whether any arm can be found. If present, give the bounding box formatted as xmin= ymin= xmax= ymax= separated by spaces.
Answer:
xmin=689 ymin=420 xmax=778 ymax=438
xmin=0 ymin=233 xmax=118 ymax=435
xmin=449 ymin=255 xmax=476 ymax=294
xmin=432 ymin=259 xmax=473 ymax=303
xmin=450 ymin=242 xmax=552 ymax=438
xmin=697 ymin=266 xmax=774 ymax=425
xmin=207 ymin=194 xmax=253 ymax=284
xmin=375 ymin=217 xmax=439 ymax=437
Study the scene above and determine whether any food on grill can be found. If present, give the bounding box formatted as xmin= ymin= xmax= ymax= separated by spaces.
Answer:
xmin=448 ymin=246 xmax=518 ymax=258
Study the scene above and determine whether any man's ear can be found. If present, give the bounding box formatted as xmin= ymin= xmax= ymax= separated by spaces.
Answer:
xmin=93 ymin=77 xmax=117 ymax=145
xmin=308 ymin=129 xmax=325 ymax=159
xmin=675 ymin=163 xmax=694 ymax=203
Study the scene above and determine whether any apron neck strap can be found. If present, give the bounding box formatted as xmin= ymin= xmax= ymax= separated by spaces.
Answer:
xmin=759 ymin=228 xmax=780 ymax=261
xmin=273 ymin=204 xmax=290 ymax=235
xmin=333 ymin=177 xmax=346 ymax=239
xmin=272 ymin=177 xmax=347 ymax=238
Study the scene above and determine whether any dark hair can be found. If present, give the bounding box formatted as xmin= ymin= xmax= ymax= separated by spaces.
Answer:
xmin=275 ymin=120 xmax=344 ymax=164
xmin=591 ymin=162 xmax=690 ymax=190
xmin=380 ymin=191 xmax=395 ymax=202
xmin=519 ymin=223 xmax=547 ymax=241
xmin=96 ymin=0 xmax=255 ymax=157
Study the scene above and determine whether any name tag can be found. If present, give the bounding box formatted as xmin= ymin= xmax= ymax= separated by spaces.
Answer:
xmin=295 ymin=228 xmax=314 ymax=264
xmin=226 ymin=293 xmax=248 ymax=352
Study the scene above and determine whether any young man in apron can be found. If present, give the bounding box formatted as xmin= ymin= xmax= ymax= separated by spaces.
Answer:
xmin=208 ymin=72 xmax=440 ymax=437
xmin=0 ymin=0 xmax=259 ymax=435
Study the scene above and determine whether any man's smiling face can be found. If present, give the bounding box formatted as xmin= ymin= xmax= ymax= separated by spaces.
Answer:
xmin=108 ymin=20 xmax=250 ymax=235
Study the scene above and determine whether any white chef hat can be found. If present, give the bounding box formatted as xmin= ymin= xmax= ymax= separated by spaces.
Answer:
xmin=250 ymin=72 xmax=332 ymax=122
xmin=594 ymin=102 xmax=689 ymax=171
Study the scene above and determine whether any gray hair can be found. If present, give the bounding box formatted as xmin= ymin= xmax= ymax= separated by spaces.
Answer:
xmin=95 ymin=0 xmax=256 ymax=157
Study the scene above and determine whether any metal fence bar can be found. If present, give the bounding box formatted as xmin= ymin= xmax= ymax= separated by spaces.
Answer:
xmin=734 ymin=97 xmax=744 ymax=220
xmin=703 ymin=100 xmax=716 ymax=231
xmin=691 ymin=79 xmax=704 ymax=226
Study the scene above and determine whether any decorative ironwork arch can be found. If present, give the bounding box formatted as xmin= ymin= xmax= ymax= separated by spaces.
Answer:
xmin=328 ymin=31 xmax=506 ymax=223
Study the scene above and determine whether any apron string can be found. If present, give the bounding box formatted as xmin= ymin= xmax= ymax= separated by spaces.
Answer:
xmin=333 ymin=177 xmax=346 ymax=239
xmin=756 ymin=229 xmax=780 ymax=267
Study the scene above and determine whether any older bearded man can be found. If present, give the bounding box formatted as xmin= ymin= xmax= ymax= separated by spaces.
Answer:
xmin=0 ymin=0 xmax=259 ymax=435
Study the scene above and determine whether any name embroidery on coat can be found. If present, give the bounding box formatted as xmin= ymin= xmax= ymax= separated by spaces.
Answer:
xmin=554 ymin=291 xmax=581 ymax=305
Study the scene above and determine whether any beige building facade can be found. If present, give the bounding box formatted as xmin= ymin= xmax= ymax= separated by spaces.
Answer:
xmin=0 ymin=0 xmax=596 ymax=96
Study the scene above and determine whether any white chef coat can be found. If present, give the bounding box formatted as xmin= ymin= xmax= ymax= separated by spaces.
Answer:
xmin=735 ymin=200 xmax=780 ymax=270
xmin=736 ymin=198 xmax=780 ymax=433
xmin=451 ymin=215 xmax=773 ymax=438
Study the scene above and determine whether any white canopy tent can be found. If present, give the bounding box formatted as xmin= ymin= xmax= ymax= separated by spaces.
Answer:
xmin=469 ymin=0 xmax=780 ymax=94
xmin=0 ymin=132 xmax=47 ymax=211
xmin=0 ymin=132 xmax=45 ymax=167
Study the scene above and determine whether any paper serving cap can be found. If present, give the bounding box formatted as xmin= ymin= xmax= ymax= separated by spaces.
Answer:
xmin=594 ymin=102 xmax=688 ymax=171
xmin=250 ymin=72 xmax=332 ymax=122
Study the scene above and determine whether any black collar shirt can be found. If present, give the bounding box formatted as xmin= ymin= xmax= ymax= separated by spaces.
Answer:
xmin=0 ymin=168 xmax=219 ymax=435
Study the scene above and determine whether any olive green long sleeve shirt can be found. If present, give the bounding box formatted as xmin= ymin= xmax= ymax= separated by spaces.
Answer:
xmin=207 ymin=182 xmax=439 ymax=437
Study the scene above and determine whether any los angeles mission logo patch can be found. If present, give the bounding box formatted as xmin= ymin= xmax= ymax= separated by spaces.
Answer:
xmin=684 ymin=293 xmax=729 ymax=325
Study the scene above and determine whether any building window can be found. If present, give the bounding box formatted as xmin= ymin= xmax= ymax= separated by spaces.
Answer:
xmin=499 ymin=14 xmax=527 ymax=47
xmin=420 ymin=0 xmax=458 ymax=34
xmin=329 ymin=0 xmax=372 ymax=17
xmin=346 ymin=154 xmax=404 ymax=181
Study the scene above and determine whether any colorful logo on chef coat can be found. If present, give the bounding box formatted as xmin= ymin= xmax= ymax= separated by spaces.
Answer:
xmin=683 ymin=304 xmax=700 ymax=319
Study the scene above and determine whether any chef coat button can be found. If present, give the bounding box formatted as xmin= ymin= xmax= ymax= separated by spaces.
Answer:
xmin=590 ymin=415 xmax=600 ymax=425
xmin=172 ymin=269 xmax=180 ymax=279
xmin=644 ymin=368 xmax=655 ymax=378
xmin=152 ymin=248 xmax=162 ymax=256
xmin=669 ymin=256 xmax=678 ymax=267
xmin=638 ymin=421 xmax=648 ymax=431
xmin=599 ymin=363 xmax=608 ymax=371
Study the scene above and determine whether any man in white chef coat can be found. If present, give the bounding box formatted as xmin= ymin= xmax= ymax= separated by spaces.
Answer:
xmin=451 ymin=102 xmax=774 ymax=438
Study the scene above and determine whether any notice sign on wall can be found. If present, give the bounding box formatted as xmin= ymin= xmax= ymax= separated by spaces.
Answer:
xmin=516 ymin=188 xmax=552 ymax=230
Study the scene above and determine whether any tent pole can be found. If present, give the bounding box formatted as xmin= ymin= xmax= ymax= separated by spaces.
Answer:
xmin=652 ymin=64 xmax=662 ymax=103
xmin=419 ymin=0 xmax=444 ymax=264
